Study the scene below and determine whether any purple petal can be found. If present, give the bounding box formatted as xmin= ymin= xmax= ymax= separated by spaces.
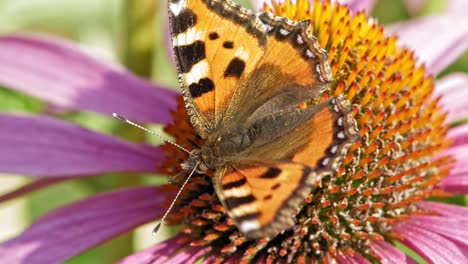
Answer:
xmin=394 ymin=222 xmax=468 ymax=264
xmin=336 ymin=252 xmax=371 ymax=264
xmin=0 ymin=186 xmax=165 ymax=264
xmin=0 ymin=113 xmax=162 ymax=177
xmin=417 ymin=201 xmax=468 ymax=221
xmin=0 ymin=178 xmax=66 ymax=203
xmin=370 ymin=240 xmax=417 ymax=264
xmin=0 ymin=35 xmax=178 ymax=124
xmin=406 ymin=216 xmax=468 ymax=249
xmin=170 ymin=247 xmax=211 ymax=264
xmin=439 ymin=171 xmax=468 ymax=194
xmin=434 ymin=73 xmax=468 ymax=123
xmin=447 ymin=0 xmax=468 ymax=15
xmin=387 ymin=15 xmax=468 ymax=75
xmin=339 ymin=0 xmax=376 ymax=14
xmin=437 ymin=144 xmax=468 ymax=193
xmin=250 ymin=0 xmax=263 ymax=11
xmin=117 ymin=234 xmax=187 ymax=264
xmin=448 ymin=124 xmax=468 ymax=147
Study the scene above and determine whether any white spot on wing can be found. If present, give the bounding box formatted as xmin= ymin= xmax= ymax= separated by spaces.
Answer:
xmin=305 ymin=49 xmax=314 ymax=59
xmin=184 ymin=60 xmax=209 ymax=84
xmin=265 ymin=24 xmax=274 ymax=33
xmin=337 ymin=117 xmax=344 ymax=126
xmin=296 ymin=34 xmax=304 ymax=45
xmin=235 ymin=47 xmax=250 ymax=61
xmin=170 ymin=0 xmax=186 ymax=16
xmin=315 ymin=63 xmax=322 ymax=74
xmin=231 ymin=204 xmax=258 ymax=217
xmin=279 ymin=28 xmax=290 ymax=36
xmin=333 ymin=105 xmax=340 ymax=113
xmin=321 ymin=157 xmax=330 ymax=166
xmin=223 ymin=186 xmax=252 ymax=198
xmin=240 ymin=220 xmax=260 ymax=233
xmin=337 ymin=131 xmax=345 ymax=139
xmin=173 ymin=27 xmax=203 ymax=46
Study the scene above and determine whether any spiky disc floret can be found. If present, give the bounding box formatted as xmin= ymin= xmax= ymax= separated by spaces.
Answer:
xmin=158 ymin=0 xmax=453 ymax=262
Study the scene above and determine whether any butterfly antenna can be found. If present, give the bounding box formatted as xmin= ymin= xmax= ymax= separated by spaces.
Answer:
xmin=112 ymin=113 xmax=191 ymax=155
xmin=153 ymin=162 xmax=200 ymax=234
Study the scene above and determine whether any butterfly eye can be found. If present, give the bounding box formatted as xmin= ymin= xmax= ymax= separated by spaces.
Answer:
xmin=217 ymin=136 xmax=222 ymax=142
xmin=196 ymin=163 xmax=208 ymax=173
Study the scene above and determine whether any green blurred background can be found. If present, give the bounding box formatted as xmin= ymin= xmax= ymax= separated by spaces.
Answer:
xmin=0 ymin=0 xmax=466 ymax=263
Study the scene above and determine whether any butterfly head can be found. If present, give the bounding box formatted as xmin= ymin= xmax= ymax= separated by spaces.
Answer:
xmin=181 ymin=149 xmax=208 ymax=173
xmin=181 ymin=139 xmax=232 ymax=172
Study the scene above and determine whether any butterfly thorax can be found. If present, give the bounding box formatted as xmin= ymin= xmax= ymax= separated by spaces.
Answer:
xmin=186 ymin=128 xmax=254 ymax=171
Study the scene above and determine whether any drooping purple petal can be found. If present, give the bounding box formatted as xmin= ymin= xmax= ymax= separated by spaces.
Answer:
xmin=439 ymin=170 xmax=468 ymax=194
xmin=437 ymin=144 xmax=468 ymax=193
xmin=447 ymin=0 xmax=468 ymax=15
xmin=250 ymin=0 xmax=263 ymax=11
xmin=0 ymin=35 xmax=178 ymax=124
xmin=370 ymin=240 xmax=417 ymax=264
xmin=438 ymin=124 xmax=468 ymax=193
xmin=417 ymin=201 xmax=468 ymax=221
xmin=448 ymin=124 xmax=468 ymax=147
xmin=169 ymin=246 xmax=211 ymax=264
xmin=387 ymin=15 xmax=468 ymax=75
xmin=118 ymin=234 xmax=187 ymax=264
xmin=0 ymin=178 xmax=67 ymax=203
xmin=336 ymin=252 xmax=371 ymax=264
xmin=405 ymin=216 xmax=468 ymax=249
xmin=339 ymin=0 xmax=376 ymax=14
xmin=394 ymin=222 xmax=468 ymax=264
xmin=0 ymin=113 xmax=162 ymax=177
xmin=0 ymin=186 xmax=165 ymax=264
xmin=434 ymin=73 xmax=468 ymax=123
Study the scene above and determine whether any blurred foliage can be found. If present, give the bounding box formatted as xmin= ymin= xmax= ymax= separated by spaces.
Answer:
xmin=0 ymin=0 xmax=466 ymax=263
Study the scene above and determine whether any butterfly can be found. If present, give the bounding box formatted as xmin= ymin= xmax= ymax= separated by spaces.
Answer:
xmin=168 ymin=0 xmax=358 ymax=239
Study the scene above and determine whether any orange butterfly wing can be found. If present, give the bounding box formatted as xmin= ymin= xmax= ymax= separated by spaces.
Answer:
xmin=221 ymin=12 xmax=332 ymax=126
xmin=215 ymin=98 xmax=358 ymax=239
xmin=215 ymin=163 xmax=318 ymax=238
xmin=168 ymin=0 xmax=266 ymax=137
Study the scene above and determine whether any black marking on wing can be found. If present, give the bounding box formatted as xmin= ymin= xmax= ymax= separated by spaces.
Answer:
xmin=222 ymin=177 xmax=247 ymax=190
xmin=224 ymin=195 xmax=256 ymax=210
xmin=171 ymin=9 xmax=197 ymax=35
xmin=224 ymin=58 xmax=246 ymax=78
xmin=188 ymin=78 xmax=214 ymax=98
xmin=237 ymin=212 xmax=261 ymax=222
xmin=260 ymin=167 xmax=281 ymax=179
xmin=223 ymin=41 xmax=234 ymax=49
xmin=209 ymin=32 xmax=219 ymax=40
xmin=271 ymin=183 xmax=281 ymax=190
xmin=174 ymin=41 xmax=206 ymax=73
xmin=201 ymin=0 xmax=266 ymax=45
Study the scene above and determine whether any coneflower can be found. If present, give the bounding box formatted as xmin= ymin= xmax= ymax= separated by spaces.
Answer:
xmin=0 ymin=1 xmax=467 ymax=263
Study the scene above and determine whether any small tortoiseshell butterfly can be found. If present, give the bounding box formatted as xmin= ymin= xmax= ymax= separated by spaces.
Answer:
xmin=168 ymin=0 xmax=358 ymax=239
